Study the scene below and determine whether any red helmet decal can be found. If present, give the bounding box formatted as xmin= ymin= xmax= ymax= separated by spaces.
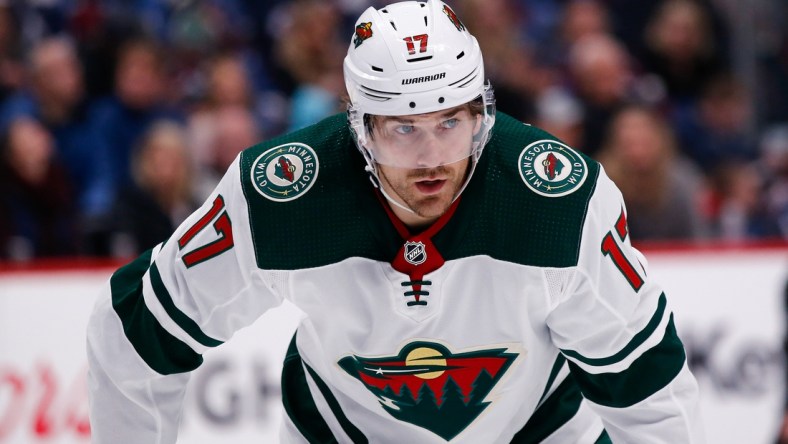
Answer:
xmin=354 ymin=22 xmax=373 ymax=48
xmin=442 ymin=5 xmax=465 ymax=31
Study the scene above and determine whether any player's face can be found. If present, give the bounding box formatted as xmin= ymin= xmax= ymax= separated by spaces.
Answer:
xmin=371 ymin=106 xmax=479 ymax=225
xmin=377 ymin=157 xmax=470 ymax=225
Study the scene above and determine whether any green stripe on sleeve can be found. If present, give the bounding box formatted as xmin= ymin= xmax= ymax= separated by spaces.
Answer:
xmin=511 ymin=374 xmax=584 ymax=443
xmin=281 ymin=334 xmax=338 ymax=444
xmin=280 ymin=333 xmax=368 ymax=444
xmin=304 ymin=363 xmax=368 ymax=444
xmin=148 ymin=262 xmax=223 ymax=347
xmin=537 ymin=354 xmax=567 ymax=406
xmin=595 ymin=430 xmax=613 ymax=444
xmin=110 ymin=249 xmax=203 ymax=375
xmin=561 ymin=293 xmax=667 ymax=367
xmin=567 ymin=315 xmax=686 ymax=408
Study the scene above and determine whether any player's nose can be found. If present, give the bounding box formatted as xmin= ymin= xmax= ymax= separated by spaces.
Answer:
xmin=414 ymin=132 xmax=445 ymax=168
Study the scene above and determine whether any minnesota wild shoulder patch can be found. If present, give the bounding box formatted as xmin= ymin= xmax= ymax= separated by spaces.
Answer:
xmin=250 ymin=142 xmax=319 ymax=202
xmin=518 ymin=140 xmax=587 ymax=197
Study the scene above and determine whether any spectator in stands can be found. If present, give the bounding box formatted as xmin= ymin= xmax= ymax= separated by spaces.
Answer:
xmin=709 ymin=163 xmax=782 ymax=240
xmin=89 ymin=37 xmax=182 ymax=190
xmin=272 ymin=0 xmax=345 ymax=130
xmin=210 ymin=106 xmax=260 ymax=174
xmin=164 ymin=1 xmax=271 ymax=104
xmin=187 ymin=53 xmax=253 ymax=170
xmin=567 ymin=34 xmax=638 ymax=157
xmin=191 ymin=105 xmax=261 ymax=200
xmin=69 ymin=0 xmax=141 ymax=101
xmin=507 ymin=0 xmax=611 ymax=75
xmin=759 ymin=125 xmax=788 ymax=238
xmin=0 ymin=37 xmax=113 ymax=206
xmin=640 ymin=0 xmax=728 ymax=107
xmin=457 ymin=0 xmax=544 ymax=122
xmin=533 ymin=87 xmax=584 ymax=149
xmin=0 ymin=117 xmax=76 ymax=260
xmin=560 ymin=0 xmax=610 ymax=47
xmin=271 ymin=0 xmax=344 ymax=91
xmin=112 ymin=120 xmax=198 ymax=257
xmin=597 ymin=104 xmax=706 ymax=241
xmin=756 ymin=0 xmax=788 ymax=126
xmin=0 ymin=5 xmax=25 ymax=103
xmin=673 ymin=73 xmax=759 ymax=175
xmin=185 ymin=52 xmax=263 ymax=198
xmin=0 ymin=36 xmax=115 ymax=254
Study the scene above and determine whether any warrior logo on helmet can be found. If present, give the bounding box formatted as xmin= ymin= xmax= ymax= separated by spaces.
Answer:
xmin=339 ymin=341 xmax=518 ymax=441
xmin=442 ymin=4 xmax=465 ymax=31
xmin=354 ymin=22 xmax=373 ymax=48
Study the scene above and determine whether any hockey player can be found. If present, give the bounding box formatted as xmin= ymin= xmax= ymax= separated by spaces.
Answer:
xmin=86 ymin=0 xmax=704 ymax=442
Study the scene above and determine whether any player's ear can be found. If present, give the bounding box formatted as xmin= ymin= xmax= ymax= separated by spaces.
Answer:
xmin=473 ymin=112 xmax=482 ymax=135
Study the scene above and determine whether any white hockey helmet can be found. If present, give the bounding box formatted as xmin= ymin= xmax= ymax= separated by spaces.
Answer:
xmin=344 ymin=0 xmax=495 ymax=170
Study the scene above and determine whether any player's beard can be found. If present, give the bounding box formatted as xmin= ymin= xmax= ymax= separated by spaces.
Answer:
xmin=377 ymin=158 xmax=470 ymax=222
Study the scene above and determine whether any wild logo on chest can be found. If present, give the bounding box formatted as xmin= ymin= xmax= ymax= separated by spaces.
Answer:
xmin=339 ymin=341 xmax=518 ymax=441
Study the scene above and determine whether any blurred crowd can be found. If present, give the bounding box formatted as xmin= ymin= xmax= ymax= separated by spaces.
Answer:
xmin=0 ymin=0 xmax=786 ymax=261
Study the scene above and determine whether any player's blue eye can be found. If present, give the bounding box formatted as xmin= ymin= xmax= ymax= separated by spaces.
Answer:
xmin=395 ymin=125 xmax=415 ymax=135
xmin=441 ymin=118 xmax=459 ymax=129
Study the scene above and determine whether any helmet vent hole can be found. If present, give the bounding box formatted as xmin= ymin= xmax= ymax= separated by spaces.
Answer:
xmin=371 ymin=65 xmax=383 ymax=72
xmin=406 ymin=55 xmax=432 ymax=62
xmin=423 ymin=16 xmax=428 ymax=26
xmin=456 ymin=51 xmax=465 ymax=59
xmin=438 ymin=97 xmax=445 ymax=104
xmin=381 ymin=8 xmax=388 ymax=13
xmin=409 ymin=102 xmax=416 ymax=108
xmin=389 ymin=21 xmax=397 ymax=31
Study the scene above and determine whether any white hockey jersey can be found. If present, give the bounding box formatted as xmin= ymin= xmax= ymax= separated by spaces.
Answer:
xmin=86 ymin=112 xmax=704 ymax=443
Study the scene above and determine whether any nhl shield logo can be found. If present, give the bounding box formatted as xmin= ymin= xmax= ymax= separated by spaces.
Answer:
xmin=250 ymin=143 xmax=319 ymax=202
xmin=404 ymin=241 xmax=427 ymax=265
xmin=339 ymin=341 xmax=518 ymax=441
xmin=518 ymin=139 xmax=587 ymax=197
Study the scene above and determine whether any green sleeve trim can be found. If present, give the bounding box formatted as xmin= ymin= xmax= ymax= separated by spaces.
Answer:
xmin=595 ymin=430 xmax=613 ymax=444
xmin=304 ymin=362 xmax=368 ymax=444
xmin=148 ymin=262 xmax=224 ymax=348
xmin=110 ymin=250 xmax=202 ymax=375
xmin=281 ymin=334 xmax=339 ymax=444
xmin=561 ymin=293 xmax=667 ymax=367
xmin=511 ymin=374 xmax=583 ymax=443
xmin=568 ymin=314 xmax=686 ymax=408
xmin=537 ymin=354 xmax=567 ymax=405
xmin=281 ymin=332 xmax=368 ymax=444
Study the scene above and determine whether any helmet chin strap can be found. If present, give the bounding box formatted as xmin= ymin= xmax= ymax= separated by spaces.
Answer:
xmin=364 ymin=164 xmax=417 ymax=215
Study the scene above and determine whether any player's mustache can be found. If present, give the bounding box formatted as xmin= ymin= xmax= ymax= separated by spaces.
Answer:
xmin=407 ymin=166 xmax=451 ymax=179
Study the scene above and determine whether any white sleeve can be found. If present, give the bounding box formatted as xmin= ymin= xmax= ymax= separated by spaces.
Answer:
xmin=545 ymin=167 xmax=705 ymax=443
xmin=86 ymin=156 xmax=284 ymax=443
